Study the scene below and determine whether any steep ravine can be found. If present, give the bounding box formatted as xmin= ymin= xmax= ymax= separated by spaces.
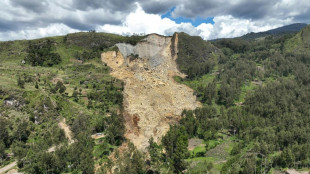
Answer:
xmin=101 ymin=34 xmax=200 ymax=150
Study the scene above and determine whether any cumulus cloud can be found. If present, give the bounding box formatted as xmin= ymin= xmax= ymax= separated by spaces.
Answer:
xmin=0 ymin=0 xmax=309 ymax=41
xmin=98 ymin=4 xmax=177 ymax=35
xmin=201 ymin=15 xmax=291 ymax=39
xmin=171 ymin=0 xmax=310 ymax=23
xmin=98 ymin=4 xmax=290 ymax=40
xmin=0 ymin=23 xmax=79 ymax=41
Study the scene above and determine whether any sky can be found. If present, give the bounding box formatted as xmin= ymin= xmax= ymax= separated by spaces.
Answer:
xmin=0 ymin=0 xmax=309 ymax=41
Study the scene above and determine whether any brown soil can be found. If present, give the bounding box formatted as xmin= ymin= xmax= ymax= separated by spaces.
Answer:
xmin=101 ymin=34 xmax=200 ymax=150
xmin=58 ymin=118 xmax=74 ymax=144
xmin=0 ymin=161 xmax=17 ymax=174
xmin=52 ymin=77 xmax=63 ymax=84
xmin=285 ymin=169 xmax=309 ymax=174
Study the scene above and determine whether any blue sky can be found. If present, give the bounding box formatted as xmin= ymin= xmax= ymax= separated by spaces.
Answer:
xmin=161 ymin=7 xmax=215 ymax=27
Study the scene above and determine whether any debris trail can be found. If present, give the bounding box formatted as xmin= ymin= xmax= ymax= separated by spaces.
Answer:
xmin=102 ymin=34 xmax=200 ymax=150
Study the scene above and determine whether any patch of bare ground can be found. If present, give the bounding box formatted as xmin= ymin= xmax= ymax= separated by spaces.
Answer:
xmin=188 ymin=138 xmax=204 ymax=151
xmin=91 ymin=133 xmax=105 ymax=140
xmin=48 ymin=118 xmax=75 ymax=153
xmin=58 ymin=118 xmax=74 ymax=144
xmin=101 ymin=34 xmax=200 ymax=150
xmin=274 ymin=169 xmax=310 ymax=174
xmin=0 ymin=161 xmax=17 ymax=174
xmin=285 ymin=169 xmax=309 ymax=174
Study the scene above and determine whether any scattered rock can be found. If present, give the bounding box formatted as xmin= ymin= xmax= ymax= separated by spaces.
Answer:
xmin=3 ymin=97 xmax=25 ymax=110
xmin=102 ymin=33 xmax=200 ymax=150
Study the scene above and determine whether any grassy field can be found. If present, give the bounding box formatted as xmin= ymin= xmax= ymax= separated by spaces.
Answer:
xmin=186 ymin=135 xmax=235 ymax=173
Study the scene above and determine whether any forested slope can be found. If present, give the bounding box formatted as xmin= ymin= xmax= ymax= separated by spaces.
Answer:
xmin=240 ymin=23 xmax=307 ymax=40
xmin=0 ymin=26 xmax=310 ymax=174
xmin=169 ymin=25 xmax=310 ymax=173
xmin=0 ymin=32 xmax=143 ymax=173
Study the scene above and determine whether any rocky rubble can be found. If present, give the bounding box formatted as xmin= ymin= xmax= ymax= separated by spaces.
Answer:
xmin=102 ymin=34 xmax=200 ymax=150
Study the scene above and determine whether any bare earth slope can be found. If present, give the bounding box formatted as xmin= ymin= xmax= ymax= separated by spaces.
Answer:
xmin=0 ymin=161 xmax=17 ymax=174
xmin=101 ymin=34 xmax=200 ymax=150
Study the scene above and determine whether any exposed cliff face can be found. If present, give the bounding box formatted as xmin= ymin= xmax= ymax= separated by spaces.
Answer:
xmin=101 ymin=34 xmax=200 ymax=150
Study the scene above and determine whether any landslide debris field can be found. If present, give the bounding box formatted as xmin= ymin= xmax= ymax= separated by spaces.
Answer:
xmin=102 ymin=34 xmax=201 ymax=149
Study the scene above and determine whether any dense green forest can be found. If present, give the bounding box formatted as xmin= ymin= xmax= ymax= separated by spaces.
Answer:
xmin=1 ymin=25 xmax=310 ymax=174
xmin=167 ymin=25 xmax=310 ymax=173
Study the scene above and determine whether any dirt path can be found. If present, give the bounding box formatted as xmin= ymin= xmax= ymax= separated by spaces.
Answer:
xmin=0 ymin=161 xmax=17 ymax=174
xmin=47 ymin=146 xmax=56 ymax=153
xmin=102 ymin=34 xmax=200 ymax=150
xmin=285 ymin=169 xmax=309 ymax=174
xmin=47 ymin=118 xmax=74 ymax=153
xmin=58 ymin=118 xmax=74 ymax=144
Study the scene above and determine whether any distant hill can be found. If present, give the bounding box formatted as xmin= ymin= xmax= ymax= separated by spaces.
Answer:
xmin=240 ymin=23 xmax=307 ymax=40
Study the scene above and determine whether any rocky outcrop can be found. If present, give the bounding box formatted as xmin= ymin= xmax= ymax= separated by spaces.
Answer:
xmin=101 ymin=34 xmax=200 ymax=150
xmin=3 ymin=97 xmax=25 ymax=110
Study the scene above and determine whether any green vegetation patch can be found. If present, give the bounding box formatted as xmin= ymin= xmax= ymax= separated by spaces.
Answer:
xmin=173 ymin=32 xmax=222 ymax=79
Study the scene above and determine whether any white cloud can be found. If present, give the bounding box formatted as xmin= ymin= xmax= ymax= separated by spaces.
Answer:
xmin=0 ymin=23 xmax=78 ymax=41
xmin=98 ymin=3 xmax=288 ymax=40
xmin=198 ymin=15 xmax=291 ymax=40
xmin=98 ymin=3 xmax=177 ymax=35
xmin=196 ymin=23 xmax=213 ymax=39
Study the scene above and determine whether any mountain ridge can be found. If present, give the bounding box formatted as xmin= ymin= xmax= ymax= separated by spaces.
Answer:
xmin=240 ymin=23 xmax=308 ymax=40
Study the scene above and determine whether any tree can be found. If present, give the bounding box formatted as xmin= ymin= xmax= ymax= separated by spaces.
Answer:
xmin=105 ymin=112 xmax=125 ymax=146
xmin=278 ymin=148 xmax=294 ymax=167
xmin=26 ymin=40 xmax=61 ymax=67
xmin=114 ymin=143 xmax=146 ymax=174
xmin=67 ymin=132 xmax=94 ymax=174
xmin=17 ymin=76 xmax=25 ymax=89
xmin=35 ymin=81 xmax=39 ymax=89
xmin=59 ymin=84 xmax=66 ymax=94
xmin=180 ymin=110 xmax=196 ymax=137
xmin=0 ymin=141 xmax=5 ymax=160
xmin=0 ymin=118 xmax=9 ymax=146
xmin=162 ymin=125 xmax=189 ymax=173
xmin=203 ymin=80 xmax=217 ymax=104
xmin=243 ymin=155 xmax=256 ymax=174
xmin=55 ymin=81 xmax=66 ymax=94
xmin=72 ymin=90 xmax=79 ymax=102
xmin=148 ymin=137 xmax=165 ymax=172
xmin=87 ymin=100 xmax=93 ymax=109
xmin=14 ymin=119 xmax=30 ymax=142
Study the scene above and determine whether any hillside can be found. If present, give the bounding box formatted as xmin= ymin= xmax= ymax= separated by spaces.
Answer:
xmin=1 ymin=29 xmax=310 ymax=174
xmin=172 ymin=32 xmax=223 ymax=78
xmin=0 ymin=32 xmax=141 ymax=173
xmin=240 ymin=23 xmax=307 ymax=40
xmin=284 ymin=24 xmax=310 ymax=54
